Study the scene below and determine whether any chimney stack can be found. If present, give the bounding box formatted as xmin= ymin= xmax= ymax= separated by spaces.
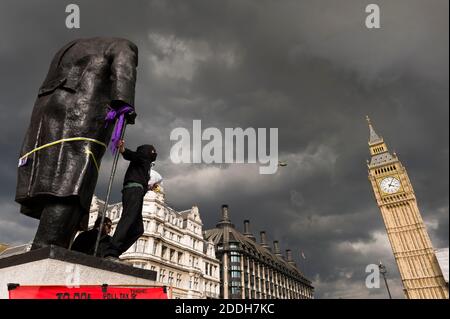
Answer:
xmin=286 ymin=249 xmax=296 ymax=265
xmin=216 ymin=204 xmax=233 ymax=228
xmin=260 ymin=231 xmax=270 ymax=250
xmin=286 ymin=249 xmax=293 ymax=261
xmin=244 ymin=220 xmax=250 ymax=234
xmin=273 ymin=241 xmax=282 ymax=257
xmin=243 ymin=220 xmax=256 ymax=241
xmin=221 ymin=204 xmax=229 ymax=221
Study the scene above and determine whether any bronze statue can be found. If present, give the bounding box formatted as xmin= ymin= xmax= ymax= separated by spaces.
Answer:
xmin=15 ymin=37 xmax=138 ymax=250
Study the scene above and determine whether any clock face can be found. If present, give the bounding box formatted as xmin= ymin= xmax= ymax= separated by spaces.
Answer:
xmin=380 ymin=176 xmax=401 ymax=194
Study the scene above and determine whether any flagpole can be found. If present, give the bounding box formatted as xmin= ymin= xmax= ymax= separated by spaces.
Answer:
xmin=93 ymin=119 xmax=127 ymax=257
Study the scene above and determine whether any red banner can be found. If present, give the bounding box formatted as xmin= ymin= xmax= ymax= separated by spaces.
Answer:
xmin=8 ymin=285 xmax=169 ymax=299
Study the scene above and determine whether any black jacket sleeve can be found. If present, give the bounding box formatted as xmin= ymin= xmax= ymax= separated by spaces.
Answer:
xmin=122 ymin=148 xmax=146 ymax=163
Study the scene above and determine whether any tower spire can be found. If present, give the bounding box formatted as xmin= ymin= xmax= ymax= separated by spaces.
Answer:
xmin=366 ymin=116 xmax=396 ymax=166
xmin=366 ymin=115 xmax=382 ymax=145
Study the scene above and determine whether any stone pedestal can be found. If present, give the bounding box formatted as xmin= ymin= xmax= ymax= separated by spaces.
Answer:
xmin=0 ymin=245 xmax=158 ymax=299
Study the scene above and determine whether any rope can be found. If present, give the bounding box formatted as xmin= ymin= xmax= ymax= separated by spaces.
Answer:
xmin=18 ymin=137 xmax=107 ymax=172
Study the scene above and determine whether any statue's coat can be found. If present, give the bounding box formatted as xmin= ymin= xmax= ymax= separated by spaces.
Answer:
xmin=16 ymin=37 xmax=138 ymax=219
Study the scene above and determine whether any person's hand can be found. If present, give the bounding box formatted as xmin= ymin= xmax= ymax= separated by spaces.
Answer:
xmin=125 ymin=110 xmax=137 ymax=124
xmin=118 ymin=139 xmax=125 ymax=153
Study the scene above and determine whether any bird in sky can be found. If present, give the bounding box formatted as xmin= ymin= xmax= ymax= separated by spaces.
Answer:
xmin=278 ymin=161 xmax=288 ymax=167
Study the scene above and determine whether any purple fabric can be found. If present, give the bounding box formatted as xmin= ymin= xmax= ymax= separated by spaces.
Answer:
xmin=105 ymin=105 xmax=134 ymax=154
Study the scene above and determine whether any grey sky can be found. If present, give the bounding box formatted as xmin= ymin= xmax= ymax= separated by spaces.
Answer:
xmin=0 ymin=0 xmax=448 ymax=298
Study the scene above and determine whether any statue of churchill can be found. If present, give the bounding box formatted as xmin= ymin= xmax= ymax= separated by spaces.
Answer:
xmin=15 ymin=37 xmax=138 ymax=250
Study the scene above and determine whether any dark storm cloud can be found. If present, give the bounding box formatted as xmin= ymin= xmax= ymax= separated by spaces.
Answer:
xmin=0 ymin=0 xmax=448 ymax=298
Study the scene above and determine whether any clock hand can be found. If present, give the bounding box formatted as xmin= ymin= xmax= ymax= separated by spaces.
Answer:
xmin=388 ymin=178 xmax=396 ymax=188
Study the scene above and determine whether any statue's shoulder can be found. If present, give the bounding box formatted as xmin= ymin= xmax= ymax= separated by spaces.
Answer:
xmin=110 ymin=37 xmax=138 ymax=52
xmin=85 ymin=37 xmax=138 ymax=50
xmin=66 ymin=37 xmax=136 ymax=49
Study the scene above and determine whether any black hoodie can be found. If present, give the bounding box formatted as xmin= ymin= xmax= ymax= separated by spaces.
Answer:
xmin=122 ymin=145 xmax=157 ymax=189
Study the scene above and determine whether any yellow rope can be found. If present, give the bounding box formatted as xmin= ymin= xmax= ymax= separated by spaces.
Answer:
xmin=84 ymin=148 xmax=100 ymax=172
xmin=19 ymin=137 xmax=107 ymax=161
xmin=19 ymin=137 xmax=107 ymax=172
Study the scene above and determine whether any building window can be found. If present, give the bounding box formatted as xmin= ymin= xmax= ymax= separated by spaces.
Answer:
xmin=152 ymin=241 xmax=158 ymax=255
xmin=158 ymin=269 xmax=164 ymax=282
xmin=194 ymin=277 xmax=199 ymax=290
xmin=136 ymin=239 xmax=146 ymax=253
xmin=230 ymin=251 xmax=240 ymax=263
xmin=176 ymin=274 xmax=182 ymax=287
xmin=231 ymin=281 xmax=241 ymax=295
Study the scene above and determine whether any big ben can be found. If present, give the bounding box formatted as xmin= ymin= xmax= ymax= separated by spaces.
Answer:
xmin=366 ymin=116 xmax=448 ymax=299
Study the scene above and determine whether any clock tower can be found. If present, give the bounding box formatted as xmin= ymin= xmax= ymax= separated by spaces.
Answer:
xmin=366 ymin=116 xmax=448 ymax=299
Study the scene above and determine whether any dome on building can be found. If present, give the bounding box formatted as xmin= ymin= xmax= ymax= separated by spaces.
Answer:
xmin=149 ymin=169 xmax=163 ymax=186
xmin=149 ymin=169 xmax=164 ymax=194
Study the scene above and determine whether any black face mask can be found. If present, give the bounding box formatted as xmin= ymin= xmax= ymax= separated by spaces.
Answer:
xmin=137 ymin=144 xmax=157 ymax=162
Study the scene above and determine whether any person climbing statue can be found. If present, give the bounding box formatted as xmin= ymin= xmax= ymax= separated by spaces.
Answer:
xmin=103 ymin=139 xmax=157 ymax=260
